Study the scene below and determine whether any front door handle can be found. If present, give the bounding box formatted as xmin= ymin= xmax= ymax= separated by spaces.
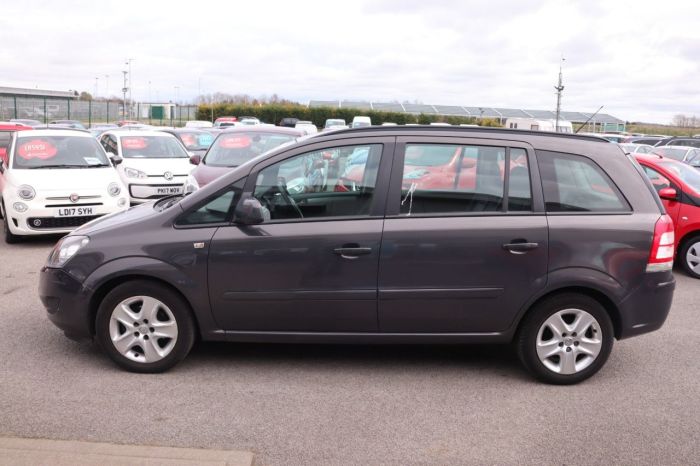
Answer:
xmin=503 ymin=241 xmax=539 ymax=254
xmin=333 ymin=245 xmax=372 ymax=259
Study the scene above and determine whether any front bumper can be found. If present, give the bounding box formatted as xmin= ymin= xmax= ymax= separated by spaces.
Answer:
xmin=5 ymin=200 xmax=127 ymax=236
xmin=39 ymin=266 xmax=93 ymax=341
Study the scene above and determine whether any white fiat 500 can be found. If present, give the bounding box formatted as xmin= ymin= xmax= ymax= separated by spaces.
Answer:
xmin=98 ymin=130 xmax=193 ymax=204
xmin=0 ymin=129 xmax=128 ymax=243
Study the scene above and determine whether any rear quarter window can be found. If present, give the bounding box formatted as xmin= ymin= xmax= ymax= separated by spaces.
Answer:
xmin=537 ymin=151 xmax=631 ymax=213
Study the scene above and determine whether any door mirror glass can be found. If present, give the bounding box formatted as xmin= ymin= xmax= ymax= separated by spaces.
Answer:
xmin=234 ymin=194 xmax=266 ymax=225
xmin=658 ymin=187 xmax=678 ymax=200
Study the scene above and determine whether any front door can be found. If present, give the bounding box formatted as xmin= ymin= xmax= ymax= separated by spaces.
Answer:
xmin=378 ymin=138 xmax=548 ymax=333
xmin=208 ymin=138 xmax=393 ymax=332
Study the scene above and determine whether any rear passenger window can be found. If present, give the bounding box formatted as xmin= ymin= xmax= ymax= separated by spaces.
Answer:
xmin=399 ymin=144 xmax=532 ymax=215
xmin=537 ymin=151 xmax=630 ymax=213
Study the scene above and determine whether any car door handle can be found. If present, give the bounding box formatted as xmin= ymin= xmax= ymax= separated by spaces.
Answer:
xmin=502 ymin=241 xmax=539 ymax=254
xmin=333 ymin=246 xmax=372 ymax=259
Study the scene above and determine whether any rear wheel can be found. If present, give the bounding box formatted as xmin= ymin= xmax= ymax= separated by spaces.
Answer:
xmin=95 ymin=281 xmax=195 ymax=373
xmin=516 ymin=293 xmax=614 ymax=385
xmin=679 ymin=236 xmax=700 ymax=279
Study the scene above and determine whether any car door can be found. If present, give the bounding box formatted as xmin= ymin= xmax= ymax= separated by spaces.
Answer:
xmin=378 ymin=136 xmax=548 ymax=333
xmin=207 ymin=137 xmax=394 ymax=332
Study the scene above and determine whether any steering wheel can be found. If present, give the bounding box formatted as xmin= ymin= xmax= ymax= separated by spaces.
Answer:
xmin=277 ymin=180 xmax=304 ymax=219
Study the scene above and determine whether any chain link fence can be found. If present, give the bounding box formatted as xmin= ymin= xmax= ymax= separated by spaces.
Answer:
xmin=0 ymin=96 xmax=199 ymax=127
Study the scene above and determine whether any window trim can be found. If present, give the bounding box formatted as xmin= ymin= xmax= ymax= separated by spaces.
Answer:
xmin=385 ymin=136 xmax=542 ymax=218
xmin=238 ymin=137 xmax=395 ymax=224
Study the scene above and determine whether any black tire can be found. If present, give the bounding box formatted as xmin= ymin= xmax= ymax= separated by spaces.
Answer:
xmin=516 ymin=293 xmax=614 ymax=385
xmin=679 ymin=235 xmax=700 ymax=279
xmin=2 ymin=203 xmax=21 ymax=244
xmin=95 ymin=280 xmax=196 ymax=373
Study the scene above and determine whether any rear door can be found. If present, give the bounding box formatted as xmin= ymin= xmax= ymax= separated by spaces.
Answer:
xmin=378 ymin=137 xmax=548 ymax=333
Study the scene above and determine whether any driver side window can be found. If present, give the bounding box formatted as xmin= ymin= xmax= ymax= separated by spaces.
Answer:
xmin=253 ymin=144 xmax=382 ymax=221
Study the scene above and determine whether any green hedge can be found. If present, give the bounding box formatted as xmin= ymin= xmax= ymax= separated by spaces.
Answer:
xmin=197 ymin=103 xmax=502 ymax=127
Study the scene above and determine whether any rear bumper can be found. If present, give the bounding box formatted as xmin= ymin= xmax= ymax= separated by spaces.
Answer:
xmin=39 ymin=266 xmax=93 ymax=341
xmin=617 ymin=272 xmax=675 ymax=340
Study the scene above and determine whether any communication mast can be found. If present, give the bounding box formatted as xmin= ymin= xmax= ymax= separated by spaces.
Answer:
xmin=554 ymin=57 xmax=565 ymax=132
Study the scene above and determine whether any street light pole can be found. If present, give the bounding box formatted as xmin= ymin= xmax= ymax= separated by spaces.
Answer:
xmin=94 ymin=77 xmax=99 ymax=98
xmin=121 ymin=70 xmax=128 ymax=121
xmin=105 ymin=74 xmax=110 ymax=98
xmin=125 ymin=58 xmax=134 ymax=118
xmin=554 ymin=56 xmax=565 ymax=133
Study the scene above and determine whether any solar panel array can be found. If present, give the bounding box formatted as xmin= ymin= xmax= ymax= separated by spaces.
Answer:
xmin=308 ymin=100 xmax=624 ymax=124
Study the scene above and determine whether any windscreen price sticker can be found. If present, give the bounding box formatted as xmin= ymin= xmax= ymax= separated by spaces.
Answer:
xmin=18 ymin=140 xmax=58 ymax=159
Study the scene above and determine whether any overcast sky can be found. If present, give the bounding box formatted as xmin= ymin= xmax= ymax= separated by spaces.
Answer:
xmin=2 ymin=0 xmax=699 ymax=124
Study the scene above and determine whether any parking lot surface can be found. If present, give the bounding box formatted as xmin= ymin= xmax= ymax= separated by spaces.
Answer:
xmin=1 ymin=237 xmax=699 ymax=465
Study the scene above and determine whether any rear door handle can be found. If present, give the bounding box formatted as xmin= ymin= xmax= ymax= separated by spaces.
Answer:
xmin=503 ymin=242 xmax=539 ymax=254
xmin=333 ymin=246 xmax=372 ymax=259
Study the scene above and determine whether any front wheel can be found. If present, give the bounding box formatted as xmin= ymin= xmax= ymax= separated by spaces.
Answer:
xmin=679 ymin=236 xmax=700 ymax=279
xmin=95 ymin=281 xmax=196 ymax=373
xmin=516 ymin=293 xmax=614 ymax=385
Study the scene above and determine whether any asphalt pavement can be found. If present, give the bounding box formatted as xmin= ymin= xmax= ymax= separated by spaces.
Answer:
xmin=0 ymin=236 xmax=699 ymax=465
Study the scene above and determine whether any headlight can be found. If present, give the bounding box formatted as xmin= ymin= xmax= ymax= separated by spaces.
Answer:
xmin=13 ymin=202 xmax=28 ymax=213
xmin=124 ymin=167 xmax=147 ymax=179
xmin=185 ymin=174 xmax=199 ymax=193
xmin=108 ymin=182 xmax=121 ymax=196
xmin=46 ymin=235 xmax=89 ymax=268
xmin=17 ymin=185 xmax=35 ymax=200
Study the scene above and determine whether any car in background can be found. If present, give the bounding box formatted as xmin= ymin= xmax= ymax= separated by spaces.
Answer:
xmin=88 ymin=124 xmax=119 ymax=138
xmin=159 ymin=128 xmax=214 ymax=159
xmin=238 ymin=117 xmax=261 ymax=126
xmin=598 ymin=133 xmax=627 ymax=143
xmin=9 ymin=119 xmax=43 ymax=128
xmin=50 ymin=120 xmax=87 ymax=130
xmin=187 ymin=125 xmax=303 ymax=191
xmin=98 ymin=130 xmax=193 ymax=204
xmin=652 ymin=146 xmax=700 ymax=167
xmin=624 ymin=136 xmax=667 ymax=145
xmin=0 ymin=129 xmax=127 ymax=243
xmin=619 ymin=143 xmax=655 ymax=154
xmin=351 ymin=116 xmax=371 ymax=128
xmin=635 ymin=152 xmax=700 ymax=278
xmin=279 ymin=117 xmax=299 ymax=128
xmin=116 ymin=120 xmax=139 ymax=127
xmin=0 ymin=123 xmax=33 ymax=165
xmin=323 ymin=119 xmax=347 ymax=131
xmin=654 ymin=136 xmax=700 ymax=148
xmin=185 ymin=120 xmax=214 ymax=129
xmin=294 ymin=121 xmax=318 ymax=135
xmin=213 ymin=117 xmax=238 ymax=128
xmin=381 ymin=122 xmax=397 ymax=126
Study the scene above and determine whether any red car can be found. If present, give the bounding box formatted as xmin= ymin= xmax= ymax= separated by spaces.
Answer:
xmin=0 ymin=123 xmax=33 ymax=166
xmin=635 ymin=152 xmax=700 ymax=278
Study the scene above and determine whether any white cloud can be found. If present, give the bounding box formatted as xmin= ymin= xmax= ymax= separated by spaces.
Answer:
xmin=1 ymin=0 xmax=699 ymax=123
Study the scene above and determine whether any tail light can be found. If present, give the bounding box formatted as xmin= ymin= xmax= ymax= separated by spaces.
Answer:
xmin=646 ymin=214 xmax=675 ymax=272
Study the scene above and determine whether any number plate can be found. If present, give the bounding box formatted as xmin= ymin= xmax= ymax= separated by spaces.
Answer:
xmin=156 ymin=186 xmax=183 ymax=195
xmin=55 ymin=207 xmax=94 ymax=217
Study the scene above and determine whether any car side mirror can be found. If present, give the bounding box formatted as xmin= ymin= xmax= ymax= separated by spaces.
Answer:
xmin=0 ymin=158 xmax=4 ymax=173
xmin=189 ymin=155 xmax=202 ymax=165
xmin=659 ymin=187 xmax=678 ymax=201
xmin=234 ymin=195 xmax=265 ymax=225
xmin=109 ymin=154 xmax=123 ymax=166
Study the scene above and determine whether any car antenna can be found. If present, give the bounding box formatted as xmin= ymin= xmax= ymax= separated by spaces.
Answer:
xmin=574 ymin=105 xmax=604 ymax=134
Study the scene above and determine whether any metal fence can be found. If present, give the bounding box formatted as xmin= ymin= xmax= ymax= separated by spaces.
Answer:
xmin=0 ymin=96 xmax=199 ymax=127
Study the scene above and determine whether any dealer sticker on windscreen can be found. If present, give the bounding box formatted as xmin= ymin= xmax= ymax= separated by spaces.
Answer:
xmin=55 ymin=207 xmax=94 ymax=217
xmin=156 ymin=186 xmax=183 ymax=195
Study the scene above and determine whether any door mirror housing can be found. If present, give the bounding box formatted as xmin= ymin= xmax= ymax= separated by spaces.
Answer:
xmin=658 ymin=187 xmax=678 ymax=201
xmin=234 ymin=195 xmax=265 ymax=225
xmin=189 ymin=154 xmax=202 ymax=165
xmin=0 ymin=158 xmax=4 ymax=173
xmin=109 ymin=154 xmax=123 ymax=166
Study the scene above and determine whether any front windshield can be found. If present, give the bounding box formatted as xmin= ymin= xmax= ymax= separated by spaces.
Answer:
xmin=659 ymin=161 xmax=700 ymax=194
xmin=177 ymin=132 xmax=214 ymax=151
xmin=13 ymin=135 xmax=110 ymax=169
xmin=120 ymin=135 xmax=188 ymax=158
xmin=204 ymin=132 xmax=296 ymax=167
xmin=654 ymin=147 xmax=688 ymax=161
